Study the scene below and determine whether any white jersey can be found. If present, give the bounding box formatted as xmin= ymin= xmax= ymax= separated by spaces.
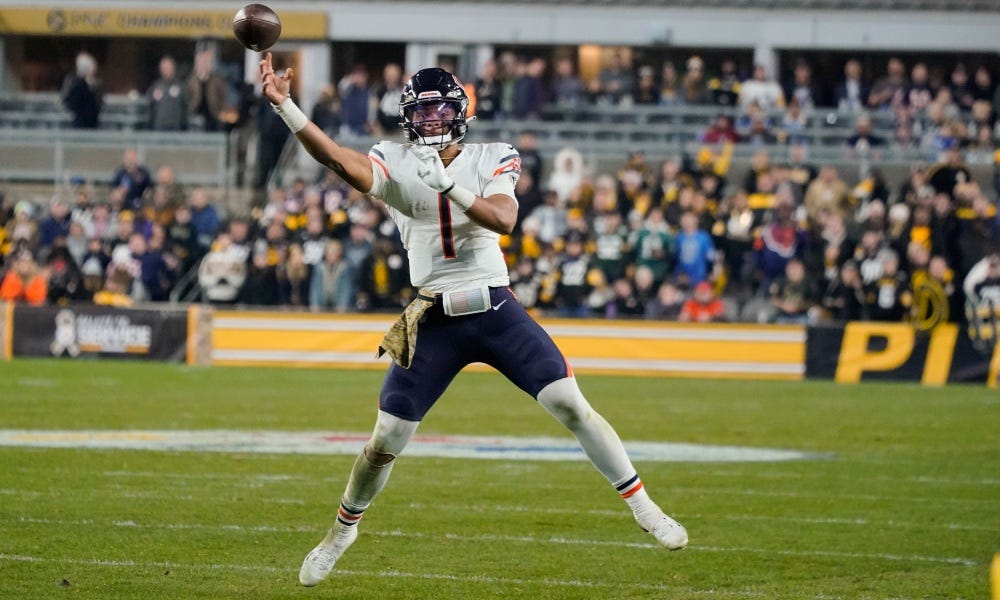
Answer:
xmin=366 ymin=141 xmax=520 ymax=293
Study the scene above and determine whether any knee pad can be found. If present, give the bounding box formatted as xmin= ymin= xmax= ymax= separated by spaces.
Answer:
xmin=367 ymin=409 xmax=420 ymax=459
xmin=537 ymin=377 xmax=592 ymax=429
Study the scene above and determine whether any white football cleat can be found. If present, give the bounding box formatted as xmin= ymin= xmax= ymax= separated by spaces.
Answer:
xmin=298 ymin=524 xmax=358 ymax=586
xmin=645 ymin=513 xmax=688 ymax=550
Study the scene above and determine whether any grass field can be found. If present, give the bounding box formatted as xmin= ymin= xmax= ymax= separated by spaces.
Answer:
xmin=1 ymin=358 xmax=998 ymax=599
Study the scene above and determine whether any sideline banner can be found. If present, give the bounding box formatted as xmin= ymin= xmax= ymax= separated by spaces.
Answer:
xmin=806 ymin=322 xmax=997 ymax=384
xmin=10 ymin=304 xmax=188 ymax=362
xmin=0 ymin=8 xmax=327 ymax=39
xmin=210 ymin=311 xmax=807 ymax=380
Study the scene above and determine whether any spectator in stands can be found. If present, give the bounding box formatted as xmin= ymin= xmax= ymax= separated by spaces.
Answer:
xmin=124 ymin=231 xmax=170 ymax=302
xmin=804 ymin=165 xmax=850 ymax=221
xmin=645 ymin=281 xmax=685 ymax=320
xmin=708 ymin=58 xmax=741 ymax=107
xmin=145 ymin=165 xmax=184 ymax=227
xmin=276 ymin=242 xmax=309 ymax=307
xmin=948 ymin=63 xmax=976 ymax=113
xmin=599 ymin=51 xmax=634 ymax=105
xmin=309 ymin=239 xmax=354 ymax=312
xmin=844 ymin=113 xmax=887 ymax=160
xmin=338 ymin=65 xmax=372 ymax=137
xmin=187 ymin=188 xmax=220 ymax=253
xmin=551 ymin=57 xmax=585 ymax=110
xmin=820 ymin=260 xmax=866 ymax=322
xmin=511 ymin=58 xmax=546 ymax=119
xmin=755 ymin=198 xmax=806 ymax=291
xmin=868 ymin=57 xmax=908 ymax=112
xmin=164 ymin=204 xmax=199 ymax=276
xmin=198 ymin=232 xmax=247 ymax=304
xmin=679 ymin=281 xmax=726 ymax=323
xmin=835 ymin=59 xmax=868 ymax=114
xmin=148 ymin=56 xmax=187 ymax=131
xmin=240 ymin=247 xmax=278 ymax=306
xmin=110 ymin=148 xmax=153 ymax=213
xmin=605 ymin=277 xmax=644 ymax=319
xmin=777 ymin=98 xmax=808 ymax=145
xmin=509 ymin=256 xmax=543 ymax=312
xmin=717 ymin=191 xmax=758 ymax=294
xmin=769 ymin=257 xmax=815 ymax=324
xmin=864 ymin=250 xmax=909 ymax=321
xmin=310 ymin=84 xmax=342 ymax=138
xmin=785 ymin=142 xmax=818 ymax=200
xmin=739 ymin=64 xmax=785 ymax=111
xmin=674 ymin=210 xmax=716 ymax=288
xmin=904 ymin=62 xmax=935 ymax=118
xmin=516 ymin=132 xmax=543 ymax=190
xmin=546 ymin=147 xmax=585 ymax=206
xmin=593 ymin=210 xmax=628 ymax=282
xmin=631 ymin=207 xmax=674 ymax=283
xmin=1 ymin=249 xmax=48 ymax=305
xmin=38 ymin=199 xmax=72 ymax=251
xmin=61 ymin=51 xmax=102 ymax=129
xmin=681 ymin=56 xmax=709 ymax=105
xmin=785 ymin=58 xmax=821 ymax=110
xmin=926 ymin=142 xmax=972 ymax=200
xmin=659 ymin=61 xmax=682 ymax=106
xmin=552 ymin=232 xmax=599 ymax=318
xmin=44 ymin=239 xmax=83 ymax=303
xmin=473 ymin=59 xmax=503 ymax=120
xmin=634 ymin=66 xmax=659 ymax=105
xmin=971 ymin=65 xmax=995 ymax=104
xmin=744 ymin=112 xmax=778 ymax=146
xmin=372 ymin=63 xmax=404 ymax=135
xmin=700 ymin=114 xmax=740 ymax=144
xmin=187 ymin=48 xmax=228 ymax=132
xmin=92 ymin=267 xmax=133 ymax=307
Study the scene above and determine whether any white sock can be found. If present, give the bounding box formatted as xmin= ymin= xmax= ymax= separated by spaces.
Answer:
xmin=336 ymin=410 xmax=419 ymax=527
xmin=537 ymin=378 xmax=635 ymax=482
xmin=613 ymin=473 xmax=662 ymax=530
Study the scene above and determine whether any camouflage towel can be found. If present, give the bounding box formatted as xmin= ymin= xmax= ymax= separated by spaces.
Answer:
xmin=376 ymin=294 xmax=436 ymax=368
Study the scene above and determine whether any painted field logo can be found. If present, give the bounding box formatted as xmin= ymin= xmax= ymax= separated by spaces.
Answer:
xmin=0 ymin=430 xmax=824 ymax=463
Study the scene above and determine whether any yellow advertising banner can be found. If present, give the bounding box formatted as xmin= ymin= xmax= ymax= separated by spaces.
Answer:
xmin=0 ymin=7 xmax=327 ymax=39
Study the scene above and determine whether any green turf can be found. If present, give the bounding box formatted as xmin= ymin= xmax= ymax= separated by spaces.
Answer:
xmin=1 ymin=358 xmax=998 ymax=599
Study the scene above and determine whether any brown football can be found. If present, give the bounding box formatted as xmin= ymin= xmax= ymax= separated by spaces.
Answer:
xmin=232 ymin=4 xmax=281 ymax=52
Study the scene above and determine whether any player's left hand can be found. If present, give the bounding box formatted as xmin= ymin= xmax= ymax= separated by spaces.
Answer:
xmin=411 ymin=146 xmax=454 ymax=192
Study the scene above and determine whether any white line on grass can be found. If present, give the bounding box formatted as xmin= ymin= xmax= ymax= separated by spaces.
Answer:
xmin=0 ymin=553 xmax=759 ymax=596
xmin=7 ymin=517 xmax=981 ymax=566
xmin=14 ymin=465 xmax=1000 ymax=489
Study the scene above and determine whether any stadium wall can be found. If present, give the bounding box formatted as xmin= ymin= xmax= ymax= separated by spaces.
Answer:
xmin=4 ymin=303 xmax=996 ymax=384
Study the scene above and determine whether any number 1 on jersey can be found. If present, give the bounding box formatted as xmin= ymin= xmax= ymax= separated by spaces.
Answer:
xmin=438 ymin=193 xmax=456 ymax=259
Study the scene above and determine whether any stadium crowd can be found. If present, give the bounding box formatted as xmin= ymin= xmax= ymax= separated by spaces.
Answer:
xmin=2 ymin=51 xmax=999 ymax=326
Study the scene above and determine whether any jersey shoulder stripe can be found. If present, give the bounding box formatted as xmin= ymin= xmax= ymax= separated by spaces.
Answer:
xmin=368 ymin=145 xmax=389 ymax=178
xmin=492 ymin=156 xmax=521 ymax=177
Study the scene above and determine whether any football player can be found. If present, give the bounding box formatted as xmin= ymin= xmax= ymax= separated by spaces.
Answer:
xmin=258 ymin=53 xmax=688 ymax=587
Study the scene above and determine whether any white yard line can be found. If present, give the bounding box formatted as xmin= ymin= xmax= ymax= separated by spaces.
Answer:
xmin=4 ymin=517 xmax=981 ymax=566
xmin=13 ymin=465 xmax=1000 ymax=489
xmin=0 ymin=553 xmax=758 ymax=596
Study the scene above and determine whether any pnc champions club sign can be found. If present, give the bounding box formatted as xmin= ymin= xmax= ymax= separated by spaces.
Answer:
xmin=0 ymin=7 xmax=326 ymax=39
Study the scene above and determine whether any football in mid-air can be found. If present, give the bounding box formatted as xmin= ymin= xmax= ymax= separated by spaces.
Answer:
xmin=232 ymin=4 xmax=282 ymax=52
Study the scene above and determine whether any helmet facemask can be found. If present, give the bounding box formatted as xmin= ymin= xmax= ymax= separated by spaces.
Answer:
xmin=402 ymin=99 xmax=467 ymax=149
xmin=398 ymin=68 xmax=470 ymax=149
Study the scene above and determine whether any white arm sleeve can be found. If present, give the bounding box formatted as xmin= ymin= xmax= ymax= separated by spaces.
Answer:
xmin=367 ymin=156 xmax=389 ymax=199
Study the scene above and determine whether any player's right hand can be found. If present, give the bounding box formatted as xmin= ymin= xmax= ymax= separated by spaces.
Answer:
xmin=411 ymin=146 xmax=455 ymax=192
xmin=260 ymin=52 xmax=292 ymax=105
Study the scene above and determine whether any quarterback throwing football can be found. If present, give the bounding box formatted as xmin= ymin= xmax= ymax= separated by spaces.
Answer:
xmin=258 ymin=53 xmax=688 ymax=587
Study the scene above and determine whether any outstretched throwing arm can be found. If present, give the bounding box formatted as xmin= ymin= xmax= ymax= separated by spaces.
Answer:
xmin=259 ymin=52 xmax=374 ymax=194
